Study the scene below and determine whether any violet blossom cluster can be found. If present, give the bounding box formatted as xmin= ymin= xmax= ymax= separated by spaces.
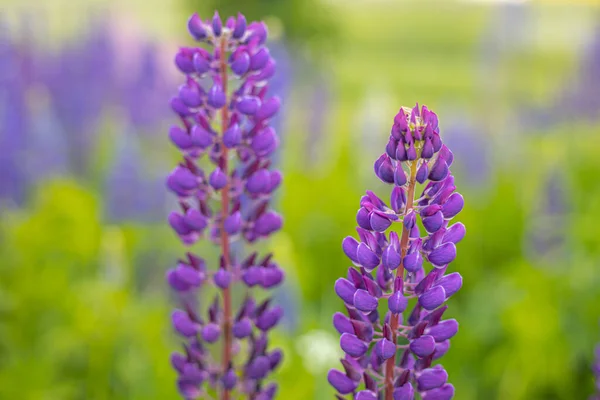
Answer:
xmin=328 ymin=105 xmax=465 ymax=400
xmin=165 ymin=12 xmax=284 ymax=400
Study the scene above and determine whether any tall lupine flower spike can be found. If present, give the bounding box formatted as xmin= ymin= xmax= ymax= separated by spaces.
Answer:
xmin=167 ymin=12 xmax=284 ymax=400
xmin=329 ymin=105 xmax=465 ymax=400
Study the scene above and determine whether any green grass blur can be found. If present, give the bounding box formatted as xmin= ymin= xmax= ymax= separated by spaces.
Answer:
xmin=1 ymin=0 xmax=600 ymax=399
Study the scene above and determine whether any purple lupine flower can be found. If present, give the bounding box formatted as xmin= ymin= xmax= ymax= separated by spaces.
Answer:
xmin=329 ymin=105 xmax=465 ymax=400
xmin=166 ymin=12 xmax=284 ymax=399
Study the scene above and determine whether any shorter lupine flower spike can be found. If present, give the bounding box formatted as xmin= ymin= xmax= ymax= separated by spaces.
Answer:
xmin=167 ymin=12 xmax=284 ymax=400
xmin=329 ymin=104 xmax=465 ymax=400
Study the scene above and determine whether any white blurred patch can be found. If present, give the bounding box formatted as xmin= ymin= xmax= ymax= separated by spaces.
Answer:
xmin=296 ymin=330 xmax=341 ymax=375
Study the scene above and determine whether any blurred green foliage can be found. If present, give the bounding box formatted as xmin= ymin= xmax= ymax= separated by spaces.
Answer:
xmin=184 ymin=0 xmax=338 ymax=50
xmin=1 ymin=1 xmax=600 ymax=399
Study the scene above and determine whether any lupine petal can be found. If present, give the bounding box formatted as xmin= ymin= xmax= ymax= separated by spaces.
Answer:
xmin=410 ymin=335 xmax=436 ymax=357
xmin=353 ymin=289 xmax=378 ymax=312
xmin=357 ymin=243 xmax=380 ymax=270
xmin=422 ymin=383 xmax=455 ymax=400
xmin=333 ymin=312 xmax=354 ymax=335
xmin=425 ymin=319 xmax=459 ymax=342
xmin=418 ymin=286 xmax=446 ymax=310
xmin=340 ymin=333 xmax=368 ymax=357
xmin=393 ymin=383 xmax=414 ymax=400
xmin=434 ymin=272 xmax=462 ymax=298
xmin=374 ymin=338 xmax=396 ymax=360
xmin=417 ymin=367 xmax=448 ymax=391
xmin=441 ymin=193 xmax=464 ymax=219
xmin=428 ymin=243 xmax=457 ymax=267
xmin=328 ymin=370 xmax=357 ymax=394
xmin=442 ymin=222 xmax=466 ymax=244
xmin=335 ymin=278 xmax=356 ymax=304
xmin=388 ymin=291 xmax=408 ymax=314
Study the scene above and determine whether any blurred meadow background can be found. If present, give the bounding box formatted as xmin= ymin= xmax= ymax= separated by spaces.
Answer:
xmin=1 ymin=0 xmax=600 ymax=398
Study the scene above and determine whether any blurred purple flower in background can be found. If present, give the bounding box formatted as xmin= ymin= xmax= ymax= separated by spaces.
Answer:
xmin=441 ymin=108 xmax=491 ymax=189
xmin=105 ymin=126 xmax=145 ymax=222
xmin=524 ymin=169 xmax=569 ymax=268
xmin=42 ymin=21 xmax=113 ymax=173
xmin=329 ymin=105 xmax=464 ymax=400
xmin=353 ymin=89 xmax=394 ymax=181
xmin=304 ymin=70 xmax=332 ymax=166
xmin=166 ymin=12 xmax=285 ymax=399
xmin=0 ymin=14 xmax=176 ymax=217
xmin=0 ymin=78 xmax=28 ymax=206
xmin=24 ymin=88 xmax=69 ymax=186
xmin=120 ymin=41 xmax=176 ymax=131
xmin=476 ymin=1 xmax=531 ymax=95
xmin=520 ymin=20 xmax=600 ymax=131
xmin=555 ymin=21 xmax=600 ymax=123
xmin=0 ymin=25 xmax=28 ymax=205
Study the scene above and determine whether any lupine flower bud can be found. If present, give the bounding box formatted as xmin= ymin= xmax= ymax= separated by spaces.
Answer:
xmin=329 ymin=105 xmax=465 ymax=399
xmin=167 ymin=13 xmax=284 ymax=399
xmin=193 ymin=52 xmax=211 ymax=74
xmin=188 ymin=13 xmax=207 ymax=40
